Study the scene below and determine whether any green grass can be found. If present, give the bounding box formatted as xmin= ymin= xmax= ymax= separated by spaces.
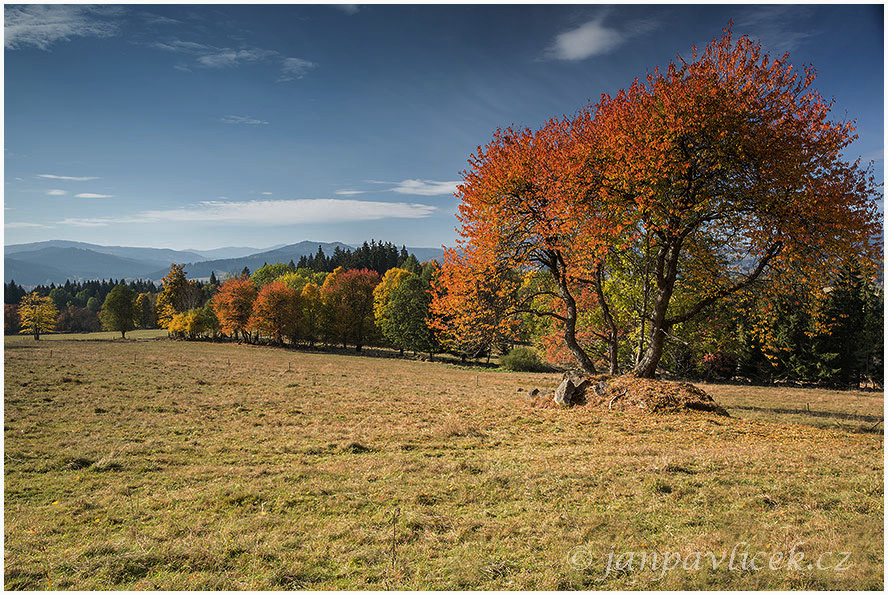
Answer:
xmin=4 ymin=338 xmax=883 ymax=589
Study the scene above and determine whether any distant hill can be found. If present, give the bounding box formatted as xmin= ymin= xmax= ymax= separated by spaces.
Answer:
xmin=5 ymin=240 xmax=204 ymax=268
xmin=5 ymin=247 xmax=161 ymax=286
xmin=185 ymin=246 xmax=266 ymax=260
xmin=4 ymin=240 xmax=446 ymax=287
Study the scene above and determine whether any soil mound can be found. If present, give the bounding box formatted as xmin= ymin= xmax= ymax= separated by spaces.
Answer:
xmin=529 ymin=374 xmax=729 ymax=417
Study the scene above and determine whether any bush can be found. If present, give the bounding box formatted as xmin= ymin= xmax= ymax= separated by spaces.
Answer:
xmin=500 ymin=346 xmax=543 ymax=372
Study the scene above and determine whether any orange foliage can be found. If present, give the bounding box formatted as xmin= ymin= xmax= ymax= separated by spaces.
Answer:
xmin=211 ymin=278 xmax=257 ymax=342
xmin=249 ymin=281 xmax=300 ymax=345
xmin=435 ymin=26 xmax=881 ymax=378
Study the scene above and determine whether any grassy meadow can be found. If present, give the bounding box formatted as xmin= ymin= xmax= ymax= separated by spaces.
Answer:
xmin=3 ymin=336 xmax=883 ymax=590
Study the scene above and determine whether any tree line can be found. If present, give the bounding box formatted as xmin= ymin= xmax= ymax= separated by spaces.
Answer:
xmin=6 ymin=250 xmax=881 ymax=387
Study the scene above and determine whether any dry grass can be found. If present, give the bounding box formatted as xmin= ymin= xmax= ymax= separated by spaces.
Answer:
xmin=3 ymin=338 xmax=883 ymax=590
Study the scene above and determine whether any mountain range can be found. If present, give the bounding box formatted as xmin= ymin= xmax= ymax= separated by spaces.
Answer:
xmin=4 ymin=240 xmax=445 ymax=287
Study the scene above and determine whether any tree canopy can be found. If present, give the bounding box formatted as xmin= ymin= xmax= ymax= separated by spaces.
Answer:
xmin=433 ymin=28 xmax=881 ymax=378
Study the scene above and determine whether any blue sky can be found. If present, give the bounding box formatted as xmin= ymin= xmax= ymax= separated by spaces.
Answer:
xmin=3 ymin=2 xmax=884 ymax=251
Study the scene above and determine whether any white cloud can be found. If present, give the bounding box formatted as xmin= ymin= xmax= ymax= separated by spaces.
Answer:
xmin=335 ymin=189 xmax=366 ymax=196
xmin=5 ymin=4 xmax=119 ymax=50
xmin=38 ymin=174 xmax=100 ymax=181
xmin=59 ymin=198 xmax=438 ymax=227
xmin=390 ymin=179 xmax=460 ymax=196
xmin=543 ymin=14 xmax=659 ymax=61
xmin=279 ymin=57 xmax=318 ymax=81
xmin=545 ymin=16 xmax=626 ymax=61
xmin=75 ymin=193 xmax=114 ymax=199
xmin=46 ymin=189 xmax=67 ymax=196
xmin=261 ymin=192 xmax=273 ymax=196
xmin=221 ymin=115 xmax=269 ymax=125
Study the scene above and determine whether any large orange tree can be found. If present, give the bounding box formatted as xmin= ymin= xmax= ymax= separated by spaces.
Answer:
xmin=434 ymin=28 xmax=881 ymax=378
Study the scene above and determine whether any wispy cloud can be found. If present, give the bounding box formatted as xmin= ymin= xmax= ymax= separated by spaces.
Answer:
xmin=335 ymin=189 xmax=366 ymax=196
xmin=46 ymin=189 xmax=67 ymax=196
xmin=197 ymin=47 xmax=277 ymax=68
xmin=153 ymin=39 xmax=212 ymax=53
xmin=543 ymin=13 xmax=659 ymax=61
xmin=390 ymin=179 xmax=460 ymax=196
xmin=5 ymin=4 xmax=119 ymax=50
xmin=75 ymin=193 xmax=114 ymax=199
xmin=335 ymin=5 xmax=360 ymax=16
xmin=5 ymin=222 xmax=53 ymax=229
xmin=38 ymin=174 xmax=100 ymax=181
xmin=261 ymin=192 xmax=273 ymax=196
xmin=140 ymin=12 xmax=183 ymax=27
xmin=737 ymin=6 xmax=818 ymax=54
xmin=59 ymin=198 xmax=438 ymax=227
xmin=152 ymin=37 xmax=317 ymax=81
xmin=279 ymin=57 xmax=318 ymax=81
xmin=221 ymin=115 xmax=269 ymax=126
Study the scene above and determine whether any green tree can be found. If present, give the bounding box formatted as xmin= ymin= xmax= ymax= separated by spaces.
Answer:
xmin=381 ymin=275 xmax=437 ymax=358
xmin=100 ymin=284 xmax=137 ymax=338
xmin=251 ymin=262 xmax=296 ymax=288
xmin=86 ymin=296 xmax=101 ymax=313
xmin=48 ymin=287 xmax=71 ymax=312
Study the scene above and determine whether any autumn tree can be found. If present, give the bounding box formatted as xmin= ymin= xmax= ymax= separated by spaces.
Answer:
xmin=211 ymin=277 xmax=257 ymax=342
xmin=100 ymin=284 xmax=137 ymax=338
xmin=437 ymin=28 xmax=881 ymax=378
xmin=249 ymin=281 xmax=300 ymax=345
xmin=431 ymin=115 xmax=625 ymax=373
xmin=18 ymin=292 xmax=59 ymax=340
xmin=322 ymin=268 xmax=381 ymax=352
xmin=431 ymin=249 xmax=524 ymax=362
xmin=299 ymin=282 xmax=323 ymax=346
xmin=278 ymin=268 xmax=327 ymax=293
xmin=156 ymin=264 xmax=202 ymax=329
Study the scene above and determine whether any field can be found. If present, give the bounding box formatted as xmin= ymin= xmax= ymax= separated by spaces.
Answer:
xmin=4 ymin=337 xmax=883 ymax=590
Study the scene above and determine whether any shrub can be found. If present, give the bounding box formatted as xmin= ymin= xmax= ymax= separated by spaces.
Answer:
xmin=500 ymin=346 xmax=543 ymax=372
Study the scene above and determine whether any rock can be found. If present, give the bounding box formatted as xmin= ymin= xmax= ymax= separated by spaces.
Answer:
xmin=526 ymin=388 xmax=540 ymax=400
xmin=553 ymin=373 xmax=590 ymax=406
xmin=553 ymin=378 xmax=575 ymax=406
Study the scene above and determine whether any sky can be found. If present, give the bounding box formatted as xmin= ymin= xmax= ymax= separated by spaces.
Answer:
xmin=3 ymin=2 xmax=884 ymax=251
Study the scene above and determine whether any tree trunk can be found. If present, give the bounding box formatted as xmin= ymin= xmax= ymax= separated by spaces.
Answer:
xmin=636 ymin=326 xmax=668 ymax=378
xmin=559 ymin=282 xmax=597 ymax=375
xmin=634 ymin=238 xmax=680 ymax=378
xmin=592 ymin=264 xmax=619 ymax=375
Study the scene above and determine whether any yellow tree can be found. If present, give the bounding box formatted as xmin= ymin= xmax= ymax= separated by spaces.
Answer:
xmin=299 ymin=282 xmax=323 ymax=346
xmin=156 ymin=264 xmax=201 ymax=330
xmin=18 ymin=292 xmax=58 ymax=340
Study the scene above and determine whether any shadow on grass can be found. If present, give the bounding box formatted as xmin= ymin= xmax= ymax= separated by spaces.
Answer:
xmin=729 ymin=404 xmax=884 ymax=433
